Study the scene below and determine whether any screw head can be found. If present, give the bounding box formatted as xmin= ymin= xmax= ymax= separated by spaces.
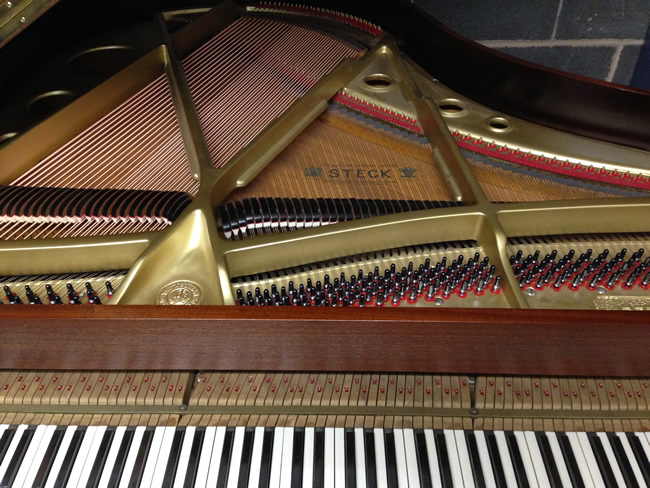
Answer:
xmin=469 ymin=407 xmax=479 ymax=416
xmin=525 ymin=287 xmax=537 ymax=296
xmin=596 ymin=286 xmax=607 ymax=294
xmin=434 ymin=297 xmax=444 ymax=306
xmin=7 ymin=2 xmax=12 ymax=8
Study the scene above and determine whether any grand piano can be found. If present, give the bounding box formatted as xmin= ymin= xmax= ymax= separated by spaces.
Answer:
xmin=1 ymin=0 xmax=649 ymax=486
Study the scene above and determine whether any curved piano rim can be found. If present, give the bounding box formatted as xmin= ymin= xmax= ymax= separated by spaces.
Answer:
xmin=0 ymin=0 xmax=649 ymax=376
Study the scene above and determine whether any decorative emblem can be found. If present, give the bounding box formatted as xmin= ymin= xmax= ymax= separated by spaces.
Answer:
xmin=595 ymin=296 xmax=650 ymax=310
xmin=158 ymin=281 xmax=202 ymax=305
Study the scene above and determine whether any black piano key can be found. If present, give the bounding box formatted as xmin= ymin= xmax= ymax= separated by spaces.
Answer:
xmin=183 ymin=427 xmax=205 ymax=488
xmin=107 ymin=427 xmax=135 ymax=488
xmin=434 ymin=430 xmax=453 ymax=488
xmin=308 ymin=199 xmax=321 ymax=224
xmin=1 ymin=426 xmax=35 ymax=488
xmin=350 ymin=199 xmax=363 ymax=220
xmin=86 ymin=427 xmax=116 ymax=488
xmin=384 ymin=430 xmax=398 ymax=488
xmin=290 ymin=428 xmax=304 ymax=488
xmin=33 ymin=427 xmax=66 ymax=488
xmin=259 ymin=198 xmax=272 ymax=226
xmin=313 ymin=427 xmax=325 ymax=488
xmin=608 ymin=433 xmax=639 ymax=488
xmin=128 ymin=427 xmax=154 ymax=488
xmin=364 ymin=429 xmax=377 ymax=488
xmin=485 ymin=431 xmax=507 ymax=488
xmin=627 ymin=434 xmax=650 ymax=485
xmin=505 ymin=431 xmax=529 ymax=488
xmin=465 ymin=431 xmax=486 ymax=488
xmin=161 ymin=427 xmax=185 ymax=488
xmin=216 ymin=427 xmax=235 ymax=488
xmin=54 ymin=426 xmax=86 ymax=488
xmin=258 ymin=428 xmax=274 ymax=488
xmin=218 ymin=206 xmax=232 ymax=235
xmin=345 ymin=428 xmax=356 ymax=488
xmin=557 ymin=433 xmax=585 ymax=488
xmin=414 ymin=430 xmax=433 ymax=488
xmin=267 ymin=199 xmax=279 ymax=226
xmin=275 ymin=198 xmax=288 ymax=226
xmin=375 ymin=199 xmax=387 ymax=216
xmin=237 ymin=428 xmax=255 ymax=488
xmin=535 ymin=432 xmax=562 ymax=488
xmin=0 ymin=426 xmax=17 ymax=465
xmin=588 ymin=433 xmax=617 ymax=488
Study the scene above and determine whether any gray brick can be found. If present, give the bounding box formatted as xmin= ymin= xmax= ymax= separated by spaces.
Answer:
xmin=555 ymin=0 xmax=650 ymax=39
xmin=412 ymin=0 xmax=561 ymax=40
xmin=613 ymin=45 xmax=644 ymax=85
xmin=497 ymin=46 xmax=615 ymax=81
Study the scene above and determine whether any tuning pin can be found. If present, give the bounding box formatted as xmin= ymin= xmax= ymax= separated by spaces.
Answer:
xmin=44 ymin=284 xmax=63 ymax=304
xmin=24 ymin=285 xmax=42 ymax=305
xmin=67 ymin=283 xmax=82 ymax=305
xmin=491 ymin=276 xmax=502 ymax=293
xmin=105 ymin=281 xmax=115 ymax=298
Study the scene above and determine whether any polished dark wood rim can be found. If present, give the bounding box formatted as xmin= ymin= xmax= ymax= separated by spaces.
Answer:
xmin=303 ymin=0 xmax=650 ymax=151
xmin=1 ymin=306 xmax=649 ymax=376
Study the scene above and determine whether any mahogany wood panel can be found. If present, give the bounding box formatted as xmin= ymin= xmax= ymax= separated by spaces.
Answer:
xmin=1 ymin=306 xmax=648 ymax=376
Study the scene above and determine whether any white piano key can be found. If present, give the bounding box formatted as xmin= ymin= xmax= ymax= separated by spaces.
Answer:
xmin=473 ymin=431 xmax=497 ymax=488
xmin=279 ymin=427 xmax=294 ymax=488
xmin=45 ymin=426 xmax=78 ymax=488
xmin=523 ymin=431 xmax=551 ymax=488
xmin=596 ymin=432 xmax=626 ymax=488
xmin=444 ymin=429 xmax=464 ymax=488
xmin=248 ymin=426 xmax=265 ymax=488
xmin=172 ymin=426 xmax=195 ymax=488
xmin=118 ymin=426 xmax=146 ymax=488
xmin=423 ymin=429 xmax=443 ymax=488
xmin=565 ymin=432 xmax=594 ymax=488
xmin=334 ymin=428 xmax=345 ymax=488
xmin=373 ymin=428 xmax=388 ymax=488
xmin=545 ymin=432 xmax=573 ymax=488
xmin=393 ymin=429 xmax=410 ymax=488
xmin=617 ymin=432 xmax=647 ymax=488
xmin=302 ymin=427 xmax=314 ymax=488
xmin=227 ymin=427 xmax=247 ymax=488
xmin=573 ymin=432 xmax=600 ymax=487
xmin=205 ymin=426 xmax=226 ymax=488
xmin=71 ymin=425 xmax=105 ymax=488
xmin=454 ymin=429 xmax=476 ymax=488
xmin=140 ymin=426 xmax=168 ymax=488
xmin=11 ymin=424 xmax=48 ymax=487
xmin=645 ymin=432 xmax=650 ymax=450
xmin=324 ymin=428 xmax=335 ymax=488
xmin=195 ymin=426 xmax=217 ymax=488
xmin=494 ymin=430 xmax=519 ymax=488
xmin=354 ymin=428 xmax=367 ymax=488
xmin=0 ymin=424 xmax=27 ymax=481
xmin=97 ymin=425 xmax=127 ymax=488
xmin=269 ymin=426 xmax=284 ymax=488
xmin=512 ymin=431 xmax=538 ymax=488
xmin=403 ymin=429 xmax=421 ymax=488
xmin=21 ymin=424 xmax=57 ymax=488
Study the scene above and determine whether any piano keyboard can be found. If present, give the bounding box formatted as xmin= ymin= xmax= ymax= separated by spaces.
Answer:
xmin=1 ymin=421 xmax=650 ymax=487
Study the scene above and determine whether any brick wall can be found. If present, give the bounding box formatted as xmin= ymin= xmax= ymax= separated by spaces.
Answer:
xmin=413 ymin=0 xmax=650 ymax=88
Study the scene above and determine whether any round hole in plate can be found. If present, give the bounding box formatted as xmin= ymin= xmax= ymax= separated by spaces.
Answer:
xmin=28 ymin=91 xmax=77 ymax=119
xmin=68 ymin=46 xmax=140 ymax=77
xmin=487 ymin=116 xmax=511 ymax=132
xmin=363 ymin=74 xmax=394 ymax=89
xmin=0 ymin=132 xmax=17 ymax=147
xmin=438 ymin=98 xmax=466 ymax=116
